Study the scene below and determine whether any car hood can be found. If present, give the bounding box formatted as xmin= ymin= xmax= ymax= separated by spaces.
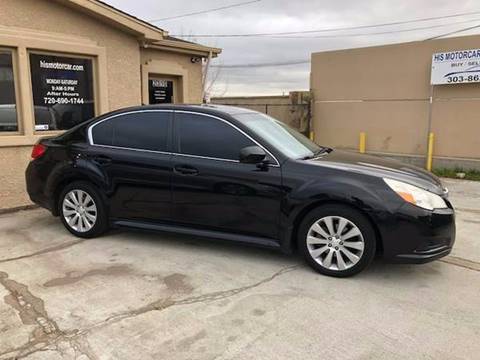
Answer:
xmin=307 ymin=149 xmax=446 ymax=195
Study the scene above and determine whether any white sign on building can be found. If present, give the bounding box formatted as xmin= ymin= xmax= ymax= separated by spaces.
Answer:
xmin=431 ymin=49 xmax=480 ymax=85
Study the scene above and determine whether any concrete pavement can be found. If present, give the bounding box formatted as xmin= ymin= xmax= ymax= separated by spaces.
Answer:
xmin=0 ymin=178 xmax=479 ymax=359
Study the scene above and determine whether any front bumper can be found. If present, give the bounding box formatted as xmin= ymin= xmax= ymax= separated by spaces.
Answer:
xmin=393 ymin=245 xmax=452 ymax=264
xmin=379 ymin=203 xmax=455 ymax=264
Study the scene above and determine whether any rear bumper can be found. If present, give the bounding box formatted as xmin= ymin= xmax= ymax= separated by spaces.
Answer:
xmin=379 ymin=203 xmax=455 ymax=264
xmin=26 ymin=161 xmax=54 ymax=213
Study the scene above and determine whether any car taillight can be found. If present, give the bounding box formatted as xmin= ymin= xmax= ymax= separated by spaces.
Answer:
xmin=31 ymin=143 xmax=47 ymax=159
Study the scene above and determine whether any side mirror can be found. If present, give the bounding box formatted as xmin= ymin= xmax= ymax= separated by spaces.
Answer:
xmin=239 ymin=146 xmax=266 ymax=164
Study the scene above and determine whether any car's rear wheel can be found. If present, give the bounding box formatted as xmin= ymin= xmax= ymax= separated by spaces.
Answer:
xmin=59 ymin=181 xmax=108 ymax=238
xmin=299 ymin=204 xmax=376 ymax=277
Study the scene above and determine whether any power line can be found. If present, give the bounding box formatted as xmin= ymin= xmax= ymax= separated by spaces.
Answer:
xmin=172 ymin=10 xmax=480 ymax=37
xmin=425 ymin=23 xmax=480 ymax=40
xmin=211 ymin=20 xmax=480 ymax=68
xmin=211 ymin=60 xmax=310 ymax=68
xmin=268 ymin=19 xmax=480 ymax=38
xmin=149 ymin=0 xmax=262 ymax=22
xmin=208 ymin=11 xmax=480 ymax=69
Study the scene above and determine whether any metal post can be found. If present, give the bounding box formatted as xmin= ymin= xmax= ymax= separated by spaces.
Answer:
xmin=425 ymin=85 xmax=434 ymax=170
xmin=359 ymin=132 xmax=366 ymax=153
xmin=427 ymin=132 xmax=435 ymax=171
xmin=308 ymin=96 xmax=314 ymax=140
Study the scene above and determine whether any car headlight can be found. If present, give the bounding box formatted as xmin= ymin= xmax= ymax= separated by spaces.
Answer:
xmin=383 ymin=178 xmax=448 ymax=210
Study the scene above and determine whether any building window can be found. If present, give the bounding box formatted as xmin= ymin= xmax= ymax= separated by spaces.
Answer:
xmin=0 ymin=50 xmax=18 ymax=132
xmin=29 ymin=53 xmax=95 ymax=131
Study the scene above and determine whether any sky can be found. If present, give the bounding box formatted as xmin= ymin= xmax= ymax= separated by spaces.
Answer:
xmin=105 ymin=0 xmax=480 ymax=97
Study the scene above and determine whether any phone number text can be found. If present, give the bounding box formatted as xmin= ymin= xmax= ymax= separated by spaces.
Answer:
xmin=43 ymin=97 xmax=85 ymax=105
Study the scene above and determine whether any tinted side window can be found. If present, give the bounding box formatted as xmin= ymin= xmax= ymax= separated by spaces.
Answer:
xmin=91 ymin=118 xmax=114 ymax=146
xmin=92 ymin=111 xmax=171 ymax=151
xmin=177 ymin=113 xmax=255 ymax=160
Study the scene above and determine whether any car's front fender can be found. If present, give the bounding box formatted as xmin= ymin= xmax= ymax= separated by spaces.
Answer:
xmin=278 ymin=165 xmax=403 ymax=253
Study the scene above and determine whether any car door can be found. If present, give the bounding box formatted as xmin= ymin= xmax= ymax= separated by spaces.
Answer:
xmin=88 ymin=110 xmax=173 ymax=222
xmin=171 ymin=111 xmax=284 ymax=240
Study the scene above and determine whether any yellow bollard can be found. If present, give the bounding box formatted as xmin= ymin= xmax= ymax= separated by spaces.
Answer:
xmin=359 ymin=132 xmax=366 ymax=154
xmin=309 ymin=131 xmax=314 ymax=141
xmin=426 ymin=132 xmax=434 ymax=171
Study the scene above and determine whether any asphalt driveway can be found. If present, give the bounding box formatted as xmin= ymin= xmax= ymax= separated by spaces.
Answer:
xmin=0 ymin=178 xmax=479 ymax=359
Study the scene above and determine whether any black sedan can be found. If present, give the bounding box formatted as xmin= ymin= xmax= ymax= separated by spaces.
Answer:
xmin=26 ymin=105 xmax=455 ymax=277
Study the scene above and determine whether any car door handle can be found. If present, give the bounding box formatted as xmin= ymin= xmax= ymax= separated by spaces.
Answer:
xmin=174 ymin=165 xmax=199 ymax=176
xmin=93 ymin=155 xmax=112 ymax=165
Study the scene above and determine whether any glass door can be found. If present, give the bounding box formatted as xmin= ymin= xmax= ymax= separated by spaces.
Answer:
xmin=149 ymin=76 xmax=177 ymax=104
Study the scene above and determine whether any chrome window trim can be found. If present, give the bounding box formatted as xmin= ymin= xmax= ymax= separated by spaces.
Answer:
xmin=88 ymin=143 xmax=171 ymax=156
xmin=174 ymin=152 xmax=239 ymax=163
xmin=91 ymin=144 xmax=239 ymax=163
xmin=87 ymin=109 xmax=280 ymax=167
xmin=87 ymin=109 xmax=173 ymax=148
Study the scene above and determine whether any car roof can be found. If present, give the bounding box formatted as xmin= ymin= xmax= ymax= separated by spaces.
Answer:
xmin=110 ymin=104 xmax=258 ymax=117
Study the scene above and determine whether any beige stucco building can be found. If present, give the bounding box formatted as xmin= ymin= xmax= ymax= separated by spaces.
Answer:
xmin=311 ymin=34 xmax=480 ymax=170
xmin=0 ymin=0 xmax=220 ymax=210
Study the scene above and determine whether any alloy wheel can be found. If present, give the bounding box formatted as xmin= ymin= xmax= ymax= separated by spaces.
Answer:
xmin=306 ymin=216 xmax=365 ymax=271
xmin=62 ymin=189 xmax=97 ymax=233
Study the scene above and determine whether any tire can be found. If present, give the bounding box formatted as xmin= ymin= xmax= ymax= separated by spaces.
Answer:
xmin=298 ymin=204 xmax=376 ymax=277
xmin=58 ymin=181 xmax=109 ymax=238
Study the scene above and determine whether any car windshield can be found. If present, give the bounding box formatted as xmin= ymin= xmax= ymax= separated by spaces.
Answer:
xmin=234 ymin=112 xmax=324 ymax=159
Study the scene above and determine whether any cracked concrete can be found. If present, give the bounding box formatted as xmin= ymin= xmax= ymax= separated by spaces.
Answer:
xmin=0 ymin=239 xmax=87 ymax=265
xmin=42 ymin=265 xmax=132 ymax=288
xmin=0 ymin=178 xmax=479 ymax=359
xmin=0 ymin=271 xmax=68 ymax=359
xmin=0 ymin=265 xmax=297 ymax=359
xmin=439 ymin=256 xmax=480 ymax=272
xmin=94 ymin=264 xmax=299 ymax=330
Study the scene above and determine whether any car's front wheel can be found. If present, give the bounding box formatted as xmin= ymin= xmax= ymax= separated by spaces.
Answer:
xmin=59 ymin=181 xmax=108 ymax=238
xmin=299 ymin=204 xmax=376 ymax=277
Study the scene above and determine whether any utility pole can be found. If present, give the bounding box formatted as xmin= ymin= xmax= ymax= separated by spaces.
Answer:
xmin=202 ymin=51 xmax=213 ymax=103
